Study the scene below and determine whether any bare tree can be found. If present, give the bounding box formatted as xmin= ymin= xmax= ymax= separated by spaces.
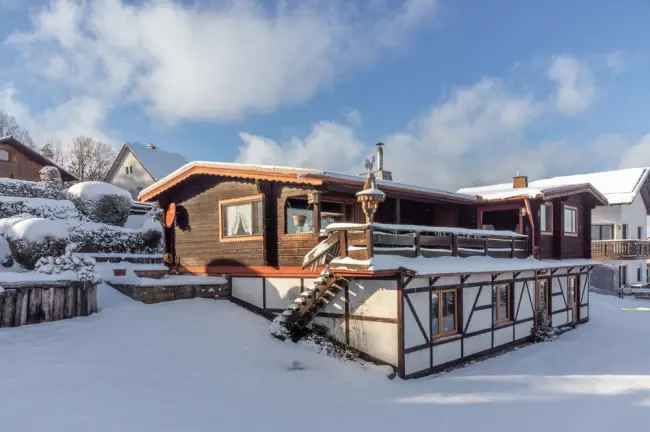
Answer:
xmin=40 ymin=138 xmax=66 ymax=165
xmin=66 ymin=136 xmax=116 ymax=181
xmin=0 ymin=110 xmax=34 ymax=147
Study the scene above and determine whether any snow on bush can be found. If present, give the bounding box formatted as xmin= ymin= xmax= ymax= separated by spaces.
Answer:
xmin=35 ymin=254 xmax=99 ymax=283
xmin=69 ymin=222 xmax=163 ymax=254
xmin=0 ymin=178 xmax=62 ymax=199
xmin=66 ymin=181 xmax=132 ymax=226
xmin=4 ymin=217 xmax=68 ymax=269
xmin=0 ymin=235 xmax=13 ymax=267
xmin=39 ymin=166 xmax=64 ymax=190
xmin=0 ymin=197 xmax=81 ymax=220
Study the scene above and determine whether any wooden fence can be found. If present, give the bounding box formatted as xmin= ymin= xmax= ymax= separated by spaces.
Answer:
xmin=0 ymin=281 xmax=98 ymax=328
xmin=592 ymin=240 xmax=650 ymax=260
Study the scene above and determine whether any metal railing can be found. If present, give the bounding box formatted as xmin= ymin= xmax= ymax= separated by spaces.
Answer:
xmin=592 ymin=240 xmax=650 ymax=260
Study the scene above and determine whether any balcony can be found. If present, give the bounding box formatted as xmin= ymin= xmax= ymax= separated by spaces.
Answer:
xmin=592 ymin=240 xmax=650 ymax=260
xmin=303 ymin=223 xmax=529 ymax=269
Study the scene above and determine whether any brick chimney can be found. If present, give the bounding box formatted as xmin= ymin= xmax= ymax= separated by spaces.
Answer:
xmin=513 ymin=174 xmax=528 ymax=189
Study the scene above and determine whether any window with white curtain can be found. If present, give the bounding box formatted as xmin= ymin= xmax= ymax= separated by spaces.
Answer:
xmin=221 ymin=196 xmax=263 ymax=238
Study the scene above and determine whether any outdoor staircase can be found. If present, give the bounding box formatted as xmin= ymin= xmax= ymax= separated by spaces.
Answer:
xmin=271 ymin=266 xmax=344 ymax=341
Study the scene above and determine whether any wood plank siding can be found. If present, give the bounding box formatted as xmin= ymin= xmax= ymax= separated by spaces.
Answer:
xmin=157 ymin=175 xmax=481 ymax=275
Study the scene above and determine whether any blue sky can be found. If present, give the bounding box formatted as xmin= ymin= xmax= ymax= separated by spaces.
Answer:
xmin=1 ymin=0 xmax=649 ymax=189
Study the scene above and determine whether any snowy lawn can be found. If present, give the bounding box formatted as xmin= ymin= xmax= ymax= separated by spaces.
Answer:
xmin=1 ymin=286 xmax=649 ymax=431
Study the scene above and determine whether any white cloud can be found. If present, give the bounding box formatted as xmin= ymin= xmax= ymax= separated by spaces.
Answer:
xmin=547 ymin=55 xmax=596 ymax=115
xmin=619 ymin=134 xmax=650 ymax=168
xmin=237 ymin=121 xmax=366 ymax=174
xmin=9 ymin=0 xmax=437 ymax=123
xmin=0 ymin=86 xmax=115 ymax=147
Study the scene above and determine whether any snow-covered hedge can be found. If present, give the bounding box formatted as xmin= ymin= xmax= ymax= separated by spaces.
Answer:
xmin=36 ymin=254 xmax=99 ymax=283
xmin=0 ymin=197 xmax=81 ymax=220
xmin=66 ymin=181 xmax=132 ymax=226
xmin=4 ymin=217 xmax=68 ymax=269
xmin=69 ymin=223 xmax=163 ymax=254
xmin=0 ymin=178 xmax=62 ymax=199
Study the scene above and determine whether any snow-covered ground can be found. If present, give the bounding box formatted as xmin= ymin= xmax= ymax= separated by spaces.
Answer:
xmin=1 ymin=286 xmax=649 ymax=431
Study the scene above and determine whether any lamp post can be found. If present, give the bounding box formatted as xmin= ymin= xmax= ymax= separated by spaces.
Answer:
xmin=356 ymin=168 xmax=385 ymax=224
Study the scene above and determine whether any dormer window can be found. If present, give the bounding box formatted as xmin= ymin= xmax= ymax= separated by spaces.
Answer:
xmin=0 ymin=149 xmax=9 ymax=162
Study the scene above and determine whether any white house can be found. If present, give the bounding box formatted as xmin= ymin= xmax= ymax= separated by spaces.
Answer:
xmin=104 ymin=142 xmax=187 ymax=199
xmin=460 ymin=167 xmax=650 ymax=290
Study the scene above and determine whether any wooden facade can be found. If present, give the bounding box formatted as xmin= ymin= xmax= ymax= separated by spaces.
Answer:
xmin=150 ymin=169 xmax=478 ymax=276
xmin=0 ymin=136 xmax=76 ymax=182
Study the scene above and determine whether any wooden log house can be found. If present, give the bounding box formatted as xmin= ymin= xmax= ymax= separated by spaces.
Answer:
xmin=139 ymin=152 xmax=605 ymax=378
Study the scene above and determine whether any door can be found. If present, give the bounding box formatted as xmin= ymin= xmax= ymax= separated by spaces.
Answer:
xmin=567 ymin=275 xmax=579 ymax=324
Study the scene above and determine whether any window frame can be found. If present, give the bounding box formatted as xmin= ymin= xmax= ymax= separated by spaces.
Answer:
xmin=0 ymin=148 xmax=9 ymax=162
xmin=494 ymin=282 xmax=513 ymax=325
xmin=284 ymin=196 xmax=315 ymax=237
xmin=563 ymin=205 xmax=578 ymax=237
xmin=431 ymin=288 xmax=460 ymax=339
xmin=219 ymin=194 xmax=265 ymax=242
xmin=539 ymin=203 xmax=553 ymax=236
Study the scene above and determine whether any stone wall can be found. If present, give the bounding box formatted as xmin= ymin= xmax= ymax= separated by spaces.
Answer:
xmin=110 ymin=281 xmax=230 ymax=304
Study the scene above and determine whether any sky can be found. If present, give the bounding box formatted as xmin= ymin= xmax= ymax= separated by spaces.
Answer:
xmin=1 ymin=0 xmax=650 ymax=190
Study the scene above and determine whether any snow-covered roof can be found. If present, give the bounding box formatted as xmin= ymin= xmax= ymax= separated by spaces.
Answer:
xmin=139 ymin=161 xmax=476 ymax=204
xmin=124 ymin=143 xmax=188 ymax=181
xmin=458 ymin=168 xmax=649 ymax=205
xmin=331 ymin=255 xmax=596 ymax=276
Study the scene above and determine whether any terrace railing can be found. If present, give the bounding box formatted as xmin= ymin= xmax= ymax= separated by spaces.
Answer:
xmin=302 ymin=223 xmax=529 ymax=268
xmin=592 ymin=240 xmax=650 ymax=260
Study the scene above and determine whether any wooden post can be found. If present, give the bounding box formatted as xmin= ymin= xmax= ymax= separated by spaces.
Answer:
xmin=483 ymin=238 xmax=488 ymax=256
xmin=366 ymin=226 xmax=375 ymax=259
xmin=2 ymin=290 xmax=15 ymax=327
xmin=451 ymin=234 xmax=459 ymax=257
xmin=414 ymin=232 xmax=421 ymax=257
xmin=511 ymin=238 xmax=515 ymax=258
xmin=340 ymin=230 xmax=349 ymax=258
xmin=395 ymin=198 xmax=401 ymax=224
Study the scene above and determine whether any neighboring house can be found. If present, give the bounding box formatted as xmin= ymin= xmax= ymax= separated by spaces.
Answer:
xmin=137 ymin=145 xmax=597 ymax=379
xmin=0 ymin=135 xmax=76 ymax=182
xmin=460 ymin=168 xmax=650 ymax=291
xmin=104 ymin=142 xmax=187 ymax=199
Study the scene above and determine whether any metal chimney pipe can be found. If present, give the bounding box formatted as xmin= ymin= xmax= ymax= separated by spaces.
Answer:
xmin=376 ymin=142 xmax=384 ymax=171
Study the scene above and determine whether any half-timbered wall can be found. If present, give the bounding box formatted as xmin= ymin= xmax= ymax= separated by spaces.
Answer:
xmin=400 ymin=268 xmax=591 ymax=378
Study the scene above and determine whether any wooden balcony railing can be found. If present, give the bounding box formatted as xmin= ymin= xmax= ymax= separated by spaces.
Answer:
xmin=592 ymin=240 xmax=650 ymax=260
xmin=302 ymin=223 xmax=529 ymax=269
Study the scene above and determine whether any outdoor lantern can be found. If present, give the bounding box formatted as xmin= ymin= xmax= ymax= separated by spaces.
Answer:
xmin=356 ymin=162 xmax=385 ymax=224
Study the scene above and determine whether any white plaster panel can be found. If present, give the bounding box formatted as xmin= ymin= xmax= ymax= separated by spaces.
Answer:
xmin=403 ymin=291 xmax=430 ymax=347
xmin=553 ymin=311 xmax=568 ymax=327
xmin=466 ymin=309 xmax=491 ymax=334
xmin=405 ymin=349 xmax=430 ymax=375
xmin=232 ymin=277 xmax=263 ymax=308
xmin=312 ymin=316 xmax=345 ymax=343
xmin=464 ymin=334 xmax=491 ymax=356
xmin=348 ymin=279 xmax=397 ymax=319
xmin=514 ymin=282 xmax=534 ymax=319
xmin=580 ymin=306 xmax=589 ymax=319
xmin=433 ymin=340 xmax=461 ymax=367
xmin=494 ymin=327 xmax=513 ymax=347
xmin=515 ymin=322 xmax=533 ymax=340
xmin=462 ymin=285 xmax=479 ymax=328
xmin=465 ymin=273 xmax=491 ymax=285
xmin=348 ymin=320 xmax=398 ymax=366
xmin=435 ymin=276 xmax=460 ymax=287
xmin=476 ymin=284 xmax=493 ymax=307
xmin=265 ymin=278 xmax=301 ymax=309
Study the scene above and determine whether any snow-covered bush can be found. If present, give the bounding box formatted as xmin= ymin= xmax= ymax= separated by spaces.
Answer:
xmin=0 ymin=178 xmax=62 ymax=199
xmin=69 ymin=223 xmax=163 ymax=254
xmin=39 ymin=166 xmax=64 ymax=191
xmin=0 ymin=235 xmax=13 ymax=267
xmin=0 ymin=197 xmax=81 ymax=220
xmin=35 ymin=254 xmax=99 ymax=283
xmin=4 ymin=218 xmax=68 ymax=269
xmin=66 ymin=181 xmax=132 ymax=226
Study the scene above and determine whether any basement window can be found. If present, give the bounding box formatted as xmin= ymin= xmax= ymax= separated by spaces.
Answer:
xmin=220 ymin=195 xmax=264 ymax=240
xmin=494 ymin=283 xmax=513 ymax=324
xmin=432 ymin=289 xmax=458 ymax=338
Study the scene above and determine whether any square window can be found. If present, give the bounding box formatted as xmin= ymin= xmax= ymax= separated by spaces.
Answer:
xmin=564 ymin=206 xmax=578 ymax=235
xmin=221 ymin=197 xmax=264 ymax=239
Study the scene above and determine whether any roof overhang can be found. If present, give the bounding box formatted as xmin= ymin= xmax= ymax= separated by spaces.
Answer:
xmin=472 ymin=183 xmax=608 ymax=206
